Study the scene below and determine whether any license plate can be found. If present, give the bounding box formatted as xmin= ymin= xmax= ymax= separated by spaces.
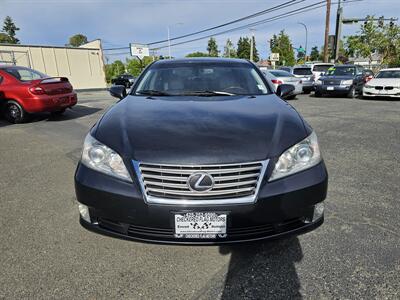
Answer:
xmin=174 ymin=212 xmax=227 ymax=239
xmin=327 ymin=86 xmax=334 ymax=91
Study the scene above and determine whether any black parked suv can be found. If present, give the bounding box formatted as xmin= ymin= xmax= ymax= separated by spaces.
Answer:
xmin=111 ymin=74 xmax=135 ymax=88
xmin=314 ymin=65 xmax=372 ymax=98
xmin=75 ymin=58 xmax=328 ymax=244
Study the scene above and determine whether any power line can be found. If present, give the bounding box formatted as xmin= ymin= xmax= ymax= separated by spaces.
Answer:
xmin=149 ymin=0 xmax=363 ymax=51
xmin=150 ymin=1 xmax=328 ymax=50
xmin=147 ymin=0 xmax=306 ymax=45
xmin=104 ymin=0 xmax=305 ymax=51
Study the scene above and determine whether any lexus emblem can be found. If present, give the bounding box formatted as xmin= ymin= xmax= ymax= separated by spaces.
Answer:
xmin=187 ymin=172 xmax=214 ymax=192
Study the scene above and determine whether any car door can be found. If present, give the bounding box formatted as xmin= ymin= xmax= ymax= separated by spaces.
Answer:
xmin=354 ymin=67 xmax=365 ymax=92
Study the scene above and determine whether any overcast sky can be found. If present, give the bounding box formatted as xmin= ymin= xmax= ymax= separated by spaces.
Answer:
xmin=0 ymin=0 xmax=399 ymax=62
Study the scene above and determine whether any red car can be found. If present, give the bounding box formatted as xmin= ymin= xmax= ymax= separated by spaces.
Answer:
xmin=0 ymin=65 xmax=77 ymax=123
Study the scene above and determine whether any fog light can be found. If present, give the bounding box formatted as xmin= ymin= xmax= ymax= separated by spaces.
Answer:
xmin=78 ymin=203 xmax=91 ymax=223
xmin=312 ymin=202 xmax=324 ymax=222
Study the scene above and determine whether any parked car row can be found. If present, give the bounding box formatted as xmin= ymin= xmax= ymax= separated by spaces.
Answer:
xmin=262 ymin=63 xmax=400 ymax=100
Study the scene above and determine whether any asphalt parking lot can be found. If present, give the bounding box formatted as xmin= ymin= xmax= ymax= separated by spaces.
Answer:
xmin=1 ymin=91 xmax=399 ymax=299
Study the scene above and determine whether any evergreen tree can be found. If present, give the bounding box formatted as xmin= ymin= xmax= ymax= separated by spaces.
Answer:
xmin=310 ymin=46 xmax=320 ymax=61
xmin=1 ymin=16 xmax=20 ymax=44
xmin=68 ymin=34 xmax=88 ymax=47
xmin=269 ymin=30 xmax=295 ymax=66
xmin=237 ymin=37 xmax=251 ymax=59
xmin=207 ymin=37 xmax=219 ymax=57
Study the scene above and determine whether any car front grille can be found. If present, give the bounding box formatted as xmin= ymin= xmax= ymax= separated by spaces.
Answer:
xmin=134 ymin=161 xmax=268 ymax=204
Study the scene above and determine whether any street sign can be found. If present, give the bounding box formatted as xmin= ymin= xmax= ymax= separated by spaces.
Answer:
xmin=130 ymin=43 xmax=149 ymax=59
xmin=270 ymin=53 xmax=280 ymax=61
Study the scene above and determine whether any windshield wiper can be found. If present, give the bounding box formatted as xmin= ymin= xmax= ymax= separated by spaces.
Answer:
xmin=136 ymin=90 xmax=171 ymax=96
xmin=182 ymin=90 xmax=236 ymax=96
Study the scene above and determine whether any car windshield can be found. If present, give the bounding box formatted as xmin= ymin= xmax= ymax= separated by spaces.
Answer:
xmin=270 ymin=70 xmax=294 ymax=77
xmin=134 ymin=62 xmax=271 ymax=96
xmin=313 ymin=65 xmax=333 ymax=72
xmin=326 ymin=67 xmax=356 ymax=76
xmin=376 ymin=71 xmax=400 ymax=78
xmin=3 ymin=67 xmax=47 ymax=82
xmin=293 ymin=68 xmax=313 ymax=75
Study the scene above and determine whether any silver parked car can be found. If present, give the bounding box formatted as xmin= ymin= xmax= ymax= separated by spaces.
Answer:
xmin=263 ymin=69 xmax=303 ymax=100
xmin=279 ymin=66 xmax=315 ymax=94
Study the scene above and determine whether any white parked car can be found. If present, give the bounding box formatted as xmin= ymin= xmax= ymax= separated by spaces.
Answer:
xmin=307 ymin=63 xmax=334 ymax=81
xmin=363 ymin=68 xmax=400 ymax=99
xmin=263 ymin=69 xmax=303 ymax=99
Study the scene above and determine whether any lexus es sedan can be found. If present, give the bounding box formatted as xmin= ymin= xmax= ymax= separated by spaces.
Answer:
xmin=75 ymin=58 xmax=328 ymax=244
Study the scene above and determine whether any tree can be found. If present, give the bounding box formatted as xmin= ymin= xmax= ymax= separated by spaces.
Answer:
xmin=0 ymin=33 xmax=12 ymax=44
xmin=186 ymin=51 xmax=209 ymax=57
xmin=236 ymin=36 xmax=259 ymax=61
xmin=1 ymin=16 xmax=20 ymax=44
xmin=68 ymin=34 xmax=88 ymax=47
xmin=345 ymin=16 xmax=400 ymax=67
xmin=105 ymin=60 xmax=125 ymax=83
xmin=207 ymin=37 xmax=219 ymax=57
xmin=223 ymin=39 xmax=236 ymax=58
xmin=310 ymin=46 xmax=320 ymax=61
xmin=270 ymin=30 xmax=295 ymax=66
xmin=126 ymin=56 xmax=153 ymax=77
xmin=250 ymin=36 xmax=260 ymax=62
xmin=237 ymin=37 xmax=250 ymax=59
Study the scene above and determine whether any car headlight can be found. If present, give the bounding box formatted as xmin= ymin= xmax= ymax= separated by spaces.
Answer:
xmin=364 ymin=84 xmax=374 ymax=89
xmin=341 ymin=79 xmax=353 ymax=85
xmin=269 ymin=131 xmax=322 ymax=181
xmin=81 ymin=134 xmax=132 ymax=182
xmin=315 ymin=80 xmax=322 ymax=85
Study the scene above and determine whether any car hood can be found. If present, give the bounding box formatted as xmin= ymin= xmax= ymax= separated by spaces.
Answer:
xmin=94 ymin=95 xmax=309 ymax=165
xmin=368 ymin=78 xmax=400 ymax=86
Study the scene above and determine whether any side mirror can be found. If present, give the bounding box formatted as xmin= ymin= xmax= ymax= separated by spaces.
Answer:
xmin=276 ymin=84 xmax=295 ymax=99
xmin=109 ymin=85 xmax=127 ymax=99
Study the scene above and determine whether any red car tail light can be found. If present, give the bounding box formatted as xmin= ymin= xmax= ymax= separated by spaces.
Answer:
xmin=29 ymin=86 xmax=45 ymax=95
xmin=364 ymin=75 xmax=373 ymax=83
xmin=271 ymin=79 xmax=283 ymax=85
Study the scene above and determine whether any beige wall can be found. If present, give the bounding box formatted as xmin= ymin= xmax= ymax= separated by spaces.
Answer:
xmin=0 ymin=40 xmax=107 ymax=90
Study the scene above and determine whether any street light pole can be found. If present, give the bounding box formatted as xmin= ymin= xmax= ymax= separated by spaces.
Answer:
xmin=334 ymin=0 xmax=343 ymax=62
xmin=167 ymin=22 xmax=183 ymax=59
xmin=167 ymin=26 xmax=171 ymax=59
xmin=298 ymin=22 xmax=308 ymax=59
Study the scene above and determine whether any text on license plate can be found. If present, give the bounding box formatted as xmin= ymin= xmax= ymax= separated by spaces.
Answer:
xmin=174 ymin=212 xmax=227 ymax=239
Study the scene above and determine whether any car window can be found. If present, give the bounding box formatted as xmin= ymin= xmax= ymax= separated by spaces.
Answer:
xmin=3 ymin=67 xmax=47 ymax=82
xmin=376 ymin=71 xmax=400 ymax=78
xmin=134 ymin=63 xmax=272 ymax=96
xmin=326 ymin=67 xmax=356 ymax=76
xmin=270 ymin=70 xmax=294 ymax=77
xmin=293 ymin=68 xmax=313 ymax=75
xmin=313 ymin=65 xmax=333 ymax=72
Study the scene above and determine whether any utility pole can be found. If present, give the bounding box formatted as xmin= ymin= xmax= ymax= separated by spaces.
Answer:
xmin=250 ymin=28 xmax=255 ymax=61
xmin=334 ymin=0 xmax=343 ymax=61
xmin=323 ymin=0 xmax=331 ymax=63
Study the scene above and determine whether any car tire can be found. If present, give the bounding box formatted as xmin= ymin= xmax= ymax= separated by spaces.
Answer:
xmin=314 ymin=91 xmax=322 ymax=97
xmin=347 ymin=87 xmax=356 ymax=98
xmin=286 ymin=95 xmax=296 ymax=100
xmin=3 ymin=100 xmax=28 ymax=124
xmin=303 ymin=89 xmax=311 ymax=94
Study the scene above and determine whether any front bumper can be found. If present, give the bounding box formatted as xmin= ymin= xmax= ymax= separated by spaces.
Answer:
xmin=363 ymin=87 xmax=400 ymax=98
xmin=315 ymin=85 xmax=352 ymax=95
xmin=75 ymin=162 xmax=328 ymax=244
